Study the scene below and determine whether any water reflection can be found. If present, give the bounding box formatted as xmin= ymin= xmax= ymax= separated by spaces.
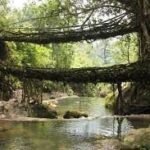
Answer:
xmin=112 ymin=117 xmax=124 ymax=139
xmin=0 ymin=97 xmax=149 ymax=150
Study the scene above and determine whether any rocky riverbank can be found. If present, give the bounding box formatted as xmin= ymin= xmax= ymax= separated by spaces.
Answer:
xmin=0 ymin=98 xmax=27 ymax=119
xmin=94 ymin=128 xmax=150 ymax=150
xmin=0 ymin=90 xmax=78 ymax=119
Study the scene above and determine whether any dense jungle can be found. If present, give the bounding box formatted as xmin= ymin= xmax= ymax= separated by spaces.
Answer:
xmin=0 ymin=0 xmax=149 ymax=149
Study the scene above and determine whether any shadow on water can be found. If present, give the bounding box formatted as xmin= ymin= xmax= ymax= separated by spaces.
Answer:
xmin=0 ymin=97 xmax=149 ymax=150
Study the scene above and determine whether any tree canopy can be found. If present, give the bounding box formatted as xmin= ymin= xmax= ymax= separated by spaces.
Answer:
xmin=0 ymin=0 xmax=138 ymax=43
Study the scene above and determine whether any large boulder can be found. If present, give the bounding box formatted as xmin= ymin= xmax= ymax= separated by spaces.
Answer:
xmin=29 ymin=104 xmax=58 ymax=119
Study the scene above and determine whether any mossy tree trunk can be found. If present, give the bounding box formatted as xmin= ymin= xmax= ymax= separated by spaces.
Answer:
xmin=0 ymin=41 xmax=9 ymax=63
xmin=0 ymin=41 xmax=12 ymax=101
xmin=138 ymin=0 xmax=150 ymax=61
xmin=120 ymin=0 xmax=150 ymax=114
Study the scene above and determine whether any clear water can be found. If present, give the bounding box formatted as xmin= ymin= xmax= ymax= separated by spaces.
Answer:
xmin=0 ymin=97 xmax=149 ymax=150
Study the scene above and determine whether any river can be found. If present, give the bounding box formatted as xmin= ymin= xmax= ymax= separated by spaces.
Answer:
xmin=0 ymin=97 xmax=149 ymax=150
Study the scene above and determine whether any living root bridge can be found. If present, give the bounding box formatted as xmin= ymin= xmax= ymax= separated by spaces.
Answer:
xmin=0 ymin=61 xmax=149 ymax=83
xmin=0 ymin=26 xmax=137 ymax=44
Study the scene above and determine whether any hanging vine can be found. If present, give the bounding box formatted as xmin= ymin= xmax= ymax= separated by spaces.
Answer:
xmin=22 ymin=78 xmax=43 ymax=113
xmin=0 ymin=71 xmax=14 ymax=101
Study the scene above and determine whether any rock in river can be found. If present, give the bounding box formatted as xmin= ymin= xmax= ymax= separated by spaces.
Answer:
xmin=63 ymin=110 xmax=88 ymax=119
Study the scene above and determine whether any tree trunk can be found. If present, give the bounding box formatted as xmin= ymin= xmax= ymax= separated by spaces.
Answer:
xmin=138 ymin=0 xmax=150 ymax=60
xmin=0 ymin=41 xmax=12 ymax=101
xmin=0 ymin=41 xmax=9 ymax=63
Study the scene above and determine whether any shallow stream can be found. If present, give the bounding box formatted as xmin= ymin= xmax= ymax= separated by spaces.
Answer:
xmin=0 ymin=97 xmax=149 ymax=150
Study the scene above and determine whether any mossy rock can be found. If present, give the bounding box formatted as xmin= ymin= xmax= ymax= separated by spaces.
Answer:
xmin=29 ymin=104 xmax=58 ymax=119
xmin=99 ymin=91 xmax=107 ymax=98
xmin=63 ymin=111 xmax=88 ymax=119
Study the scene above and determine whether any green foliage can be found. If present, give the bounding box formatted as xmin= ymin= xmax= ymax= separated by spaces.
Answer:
xmin=43 ymin=81 xmax=74 ymax=96
xmin=11 ymin=0 xmax=77 ymax=30
xmin=70 ymin=83 xmax=102 ymax=97
xmin=111 ymin=34 xmax=138 ymax=64
xmin=105 ymin=92 xmax=115 ymax=110
xmin=82 ymin=83 xmax=100 ymax=97
xmin=71 ymin=42 xmax=102 ymax=68
xmin=8 ymin=42 xmax=53 ymax=67
xmin=6 ymin=0 xmax=76 ymax=69
xmin=0 ymin=0 xmax=10 ymax=28
xmin=52 ymin=44 xmax=73 ymax=68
